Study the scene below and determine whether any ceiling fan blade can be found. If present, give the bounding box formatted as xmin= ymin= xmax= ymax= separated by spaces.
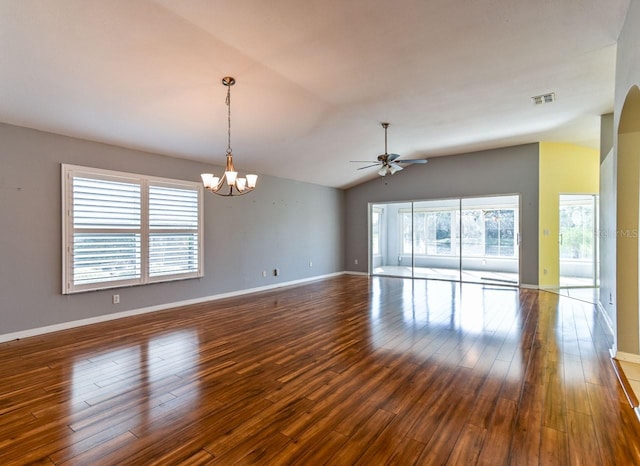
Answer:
xmin=357 ymin=164 xmax=381 ymax=170
xmin=397 ymin=159 xmax=428 ymax=164
xmin=389 ymin=163 xmax=403 ymax=174
xmin=387 ymin=153 xmax=401 ymax=162
xmin=350 ymin=160 xmax=378 ymax=163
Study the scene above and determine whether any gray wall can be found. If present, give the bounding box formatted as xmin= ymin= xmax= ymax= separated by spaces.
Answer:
xmin=599 ymin=148 xmax=616 ymax=326
xmin=0 ymin=123 xmax=344 ymax=335
xmin=600 ymin=113 xmax=614 ymax=163
xmin=344 ymin=144 xmax=540 ymax=286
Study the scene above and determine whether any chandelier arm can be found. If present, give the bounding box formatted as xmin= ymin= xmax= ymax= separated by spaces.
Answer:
xmin=206 ymin=186 xmax=254 ymax=197
xmin=215 ymin=176 xmax=226 ymax=192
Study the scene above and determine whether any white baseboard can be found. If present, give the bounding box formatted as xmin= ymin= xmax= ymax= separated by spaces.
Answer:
xmin=344 ymin=271 xmax=369 ymax=276
xmin=596 ymin=301 xmax=615 ymax=335
xmin=614 ymin=351 xmax=640 ymax=365
xmin=519 ymin=284 xmax=539 ymax=289
xmin=0 ymin=272 xmax=345 ymax=344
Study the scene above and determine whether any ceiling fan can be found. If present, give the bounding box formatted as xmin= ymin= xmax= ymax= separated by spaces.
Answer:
xmin=351 ymin=122 xmax=428 ymax=176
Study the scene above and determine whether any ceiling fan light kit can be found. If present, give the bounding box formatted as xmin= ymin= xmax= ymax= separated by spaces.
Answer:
xmin=352 ymin=122 xmax=427 ymax=177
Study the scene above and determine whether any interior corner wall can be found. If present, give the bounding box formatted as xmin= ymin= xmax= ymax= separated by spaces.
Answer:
xmin=0 ymin=123 xmax=345 ymax=336
xmin=538 ymin=142 xmax=599 ymax=287
xmin=344 ymin=143 xmax=540 ymax=286
xmin=600 ymin=113 xmax=614 ymax=163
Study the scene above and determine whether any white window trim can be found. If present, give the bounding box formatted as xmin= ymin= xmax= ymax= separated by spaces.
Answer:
xmin=62 ymin=164 xmax=203 ymax=294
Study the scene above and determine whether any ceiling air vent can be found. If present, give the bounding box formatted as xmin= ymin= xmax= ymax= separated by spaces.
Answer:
xmin=531 ymin=92 xmax=555 ymax=105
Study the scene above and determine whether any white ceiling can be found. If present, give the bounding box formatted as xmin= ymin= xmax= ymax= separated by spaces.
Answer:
xmin=0 ymin=0 xmax=630 ymax=188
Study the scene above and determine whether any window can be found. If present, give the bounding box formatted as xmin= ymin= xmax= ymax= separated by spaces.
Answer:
xmin=429 ymin=212 xmax=452 ymax=255
xmin=401 ymin=210 xmax=452 ymax=255
xmin=484 ymin=209 xmax=515 ymax=257
xmin=459 ymin=209 xmax=484 ymax=256
xmin=400 ymin=206 xmax=517 ymax=258
xmin=459 ymin=208 xmax=516 ymax=257
xmin=62 ymin=164 xmax=203 ymax=294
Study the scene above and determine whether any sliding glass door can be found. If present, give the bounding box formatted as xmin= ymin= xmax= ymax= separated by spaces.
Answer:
xmin=559 ymin=194 xmax=597 ymax=287
xmin=370 ymin=195 xmax=519 ymax=285
xmin=410 ymin=199 xmax=461 ymax=281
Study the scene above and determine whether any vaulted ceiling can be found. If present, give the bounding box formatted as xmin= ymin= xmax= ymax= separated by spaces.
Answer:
xmin=0 ymin=0 xmax=630 ymax=188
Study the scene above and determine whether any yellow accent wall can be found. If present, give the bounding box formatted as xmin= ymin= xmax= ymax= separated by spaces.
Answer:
xmin=538 ymin=142 xmax=599 ymax=287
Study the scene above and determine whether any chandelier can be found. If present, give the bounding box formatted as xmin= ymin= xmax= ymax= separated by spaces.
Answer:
xmin=201 ymin=76 xmax=257 ymax=196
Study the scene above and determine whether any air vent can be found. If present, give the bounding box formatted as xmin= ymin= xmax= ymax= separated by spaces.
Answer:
xmin=531 ymin=92 xmax=555 ymax=105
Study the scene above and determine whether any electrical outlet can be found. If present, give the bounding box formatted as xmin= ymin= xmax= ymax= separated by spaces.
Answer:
xmin=112 ymin=294 xmax=120 ymax=304
xmin=354 ymin=259 xmax=358 ymax=265
xmin=309 ymin=261 xmax=313 ymax=267
xmin=543 ymin=269 xmax=548 ymax=275
xmin=262 ymin=270 xmax=267 ymax=277
xmin=274 ymin=268 xmax=279 ymax=276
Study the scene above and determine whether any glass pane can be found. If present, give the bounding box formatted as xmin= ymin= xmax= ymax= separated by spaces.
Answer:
xmin=149 ymin=185 xmax=199 ymax=229
xmin=371 ymin=202 xmax=413 ymax=277
xmin=73 ymin=177 xmax=141 ymax=229
xmin=149 ymin=233 xmax=199 ymax=277
xmin=148 ymin=184 xmax=200 ymax=279
xmin=484 ymin=210 xmax=515 ymax=257
xmin=73 ymin=233 xmax=141 ymax=285
xmin=559 ymin=194 xmax=596 ymax=287
xmin=412 ymin=199 xmax=460 ymax=281
xmin=461 ymin=195 xmax=519 ymax=285
xmin=460 ymin=209 xmax=483 ymax=256
xmin=371 ymin=209 xmax=381 ymax=255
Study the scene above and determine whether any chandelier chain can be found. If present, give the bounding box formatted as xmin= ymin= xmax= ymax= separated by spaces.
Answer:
xmin=226 ymin=86 xmax=232 ymax=155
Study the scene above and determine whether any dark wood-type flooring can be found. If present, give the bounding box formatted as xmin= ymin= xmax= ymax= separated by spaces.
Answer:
xmin=1 ymin=275 xmax=639 ymax=464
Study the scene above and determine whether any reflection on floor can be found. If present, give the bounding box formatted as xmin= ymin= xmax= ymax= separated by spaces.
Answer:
xmin=560 ymin=276 xmax=595 ymax=287
xmin=545 ymin=287 xmax=599 ymax=305
xmin=373 ymin=265 xmax=518 ymax=285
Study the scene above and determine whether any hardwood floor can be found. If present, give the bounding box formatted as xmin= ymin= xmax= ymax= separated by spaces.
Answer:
xmin=1 ymin=275 xmax=639 ymax=465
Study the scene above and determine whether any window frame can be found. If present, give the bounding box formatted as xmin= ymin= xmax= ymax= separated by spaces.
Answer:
xmin=62 ymin=164 xmax=203 ymax=294
xmin=371 ymin=207 xmax=383 ymax=256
